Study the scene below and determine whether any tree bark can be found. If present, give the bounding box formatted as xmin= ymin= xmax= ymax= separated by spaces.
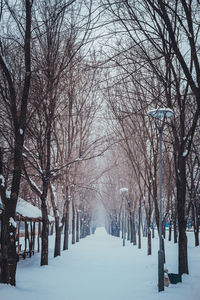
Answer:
xmin=168 ymin=220 xmax=172 ymax=242
xmin=132 ymin=215 xmax=137 ymax=246
xmin=0 ymin=211 xmax=18 ymax=285
xmin=76 ymin=210 xmax=79 ymax=243
xmin=72 ymin=201 xmax=76 ymax=245
xmin=49 ymin=184 xmax=62 ymax=257
xmin=177 ymin=156 xmax=188 ymax=274
xmin=54 ymin=217 xmax=62 ymax=257
xmin=40 ymin=195 xmax=49 ymax=266
xmin=147 ymin=227 xmax=151 ymax=255
xmin=138 ymin=199 xmax=141 ymax=249
xmin=173 ymin=212 xmax=178 ymax=244
xmin=192 ymin=204 xmax=199 ymax=247
xmin=29 ymin=221 xmax=32 ymax=257
xmin=0 ymin=0 xmax=32 ymax=285
xmin=63 ymin=187 xmax=70 ymax=251
xmin=32 ymin=222 xmax=35 ymax=254
xmin=38 ymin=221 xmax=41 ymax=252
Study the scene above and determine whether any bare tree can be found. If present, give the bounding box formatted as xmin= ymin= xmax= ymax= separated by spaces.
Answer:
xmin=186 ymin=126 xmax=200 ymax=246
xmin=22 ymin=0 xmax=99 ymax=263
xmin=102 ymin=0 xmax=200 ymax=275
xmin=0 ymin=0 xmax=33 ymax=285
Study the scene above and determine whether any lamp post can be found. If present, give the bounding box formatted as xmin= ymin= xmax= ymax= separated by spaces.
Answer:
xmin=147 ymin=108 xmax=174 ymax=292
xmin=120 ymin=187 xmax=128 ymax=247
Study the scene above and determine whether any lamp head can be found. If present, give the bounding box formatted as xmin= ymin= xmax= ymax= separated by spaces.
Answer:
xmin=120 ymin=187 xmax=128 ymax=194
xmin=147 ymin=108 xmax=174 ymax=119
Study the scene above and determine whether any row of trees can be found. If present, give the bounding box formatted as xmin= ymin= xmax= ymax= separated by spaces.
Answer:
xmin=0 ymin=0 xmax=104 ymax=286
xmin=99 ymin=0 xmax=200 ymax=276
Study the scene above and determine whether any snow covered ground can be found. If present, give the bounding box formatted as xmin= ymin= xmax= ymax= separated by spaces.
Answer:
xmin=1 ymin=227 xmax=199 ymax=300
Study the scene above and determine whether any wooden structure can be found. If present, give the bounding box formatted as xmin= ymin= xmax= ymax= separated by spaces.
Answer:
xmin=0 ymin=195 xmax=54 ymax=259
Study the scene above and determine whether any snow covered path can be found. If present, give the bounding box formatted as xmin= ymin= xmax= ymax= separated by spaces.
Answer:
xmin=1 ymin=227 xmax=200 ymax=300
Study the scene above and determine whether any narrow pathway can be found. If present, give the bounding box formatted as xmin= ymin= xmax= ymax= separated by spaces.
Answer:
xmin=1 ymin=228 xmax=199 ymax=300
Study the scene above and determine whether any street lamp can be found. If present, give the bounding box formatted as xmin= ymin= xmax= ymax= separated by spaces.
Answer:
xmin=147 ymin=108 xmax=174 ymax=292
xmin=120 ymin=187 xmax=128 ymax=247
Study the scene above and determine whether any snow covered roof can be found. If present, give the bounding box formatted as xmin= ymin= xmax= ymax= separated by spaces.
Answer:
xmin=0 ymin=192 xmax=54 ymax=222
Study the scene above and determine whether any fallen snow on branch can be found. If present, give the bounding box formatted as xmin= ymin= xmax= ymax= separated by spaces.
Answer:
xmin=9 ymin=217 xmax=16 ymax=228
xmin=0 ymin=174 xmax=5 ymax=187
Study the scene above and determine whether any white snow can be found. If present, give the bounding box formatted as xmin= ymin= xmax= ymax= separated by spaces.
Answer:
xmin=6 ymin=190 xmax=10 ymax=199
xmin=0 ymin=227 xmax=199 ymax=300
xmin=0 ymin=174 xmax=5 ymax=187
xmin=16 ymin=197 xmax=42 ymax=219
xmin=29 ymin=178 xmax=42 ymax=195
xmin=9 ymin=217 xmax=16 ymax=228
xmin=5 ymin=98 xmax=10 ymax=104
xmin=183 ymin=150 xmax=188 ymax=157
xmin=75 ymin=157 xmax=83 ymax=161
xmin=16 ymin=197 xmax=54 ymax=222
xmin=1 ymin=55 xmax=9 ymax=69
xmin=19 ymin=128 xmax=23 ymax=135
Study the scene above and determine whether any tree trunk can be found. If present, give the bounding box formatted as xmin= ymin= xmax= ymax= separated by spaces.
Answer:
xmin=168 ymin=220 xmax=172 ymax=241
xmin=130 ymin=212 xmax=133 ymax=243
xmin=194 ymin=228 xmax=199 ymax=247
xmin=152 ymin=223 xmax=155 ymax=238
xmin=0 ymin=211 xmax=18 ymax=286
xmin=32 ymin=222 xmax=35 ymax=254
xmin=117 ymin=213 xmax=120 ymax=237
xmin=121 ymin=215 xmax=124 ymax=240
xmin=177 ymin=157 xmax=188 ymax=275
xmin=38 ymin=221 xmax=41 ymax=252
xmin=138 ymin=199 xmax=141 ymax=249
xmin=17 ymin=220 xmax=21 ymax=256
xmin=80 ymin=217 xmax=83 ymax=239
xmin=0 ymin=0 xmax=32 ymax=285
xmin=153 ymin=178 xmax=159 ymax=230
xmin=63 ymin=213 xmax=69 ymax=250
xmin=162 ymin=237 xmax=166 ymax=264
xmin=49 ymin=184 xmax=62 ymax=257
xmin=54 ymin=216 xmax=62 ymax=257
xmin=163 ymin=221 xmax=166 ymax=239
xmin=132 ymin=212 xmax=137 ymax=245
xmin=63 ymin=188 xmax=70 ymax=251
xmin=127 ymin=214 xmax=130 ymax=241
xmin=0 ymin=138 xmax=22 ymax=285
xmin=25 ymin=220 xmax=28 ymax=256
xmin=29 ymin=221 xmax=32 ymax=257
xmin=76 ymin=210 xmax=79 ymax=243
xmin=72 ymin=202 xmax=75 ymax=245
xmin=192 ymin=204 xmax=199 ymax=247
xmin=147 ymin=211 xmax=151 ymax=255
xmin=40 ymin=198 xmax=49 ymax=266
xmin=173 ymin=214 xmax=178 ymax=244
xmin=147 ymin=227 xmax=151 ymax=255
